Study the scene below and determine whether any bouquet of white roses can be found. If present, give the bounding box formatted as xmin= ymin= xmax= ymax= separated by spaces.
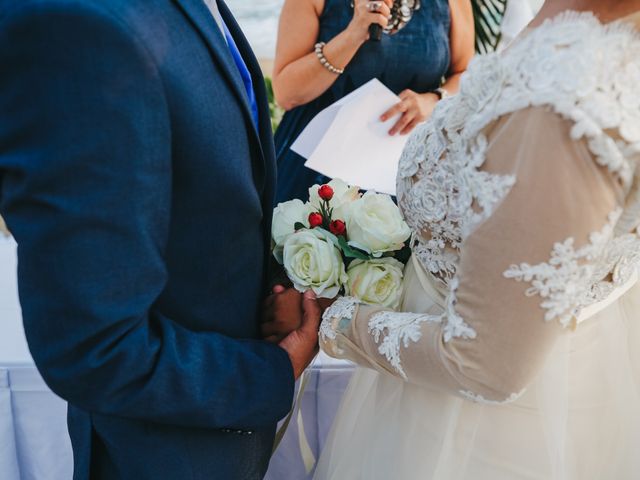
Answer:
xmin=271 ymin=179 xmax=412 ymax=309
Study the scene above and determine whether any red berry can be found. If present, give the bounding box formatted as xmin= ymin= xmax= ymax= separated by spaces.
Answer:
xmin=308 ymin=212 xmax=324 ymax=228
xmin=318 ymin=184 xmax=334 ymax=202
xmin=329 ymin=219 xmax=346 ymax=237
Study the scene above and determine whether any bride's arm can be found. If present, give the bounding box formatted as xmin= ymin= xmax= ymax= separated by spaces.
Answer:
xmin=321 ymin=107 xmax=625 ymax=402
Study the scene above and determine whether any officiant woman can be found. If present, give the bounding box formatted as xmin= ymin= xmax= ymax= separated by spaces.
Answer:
xmin=273 ymin=0 xmax=474 ymax=203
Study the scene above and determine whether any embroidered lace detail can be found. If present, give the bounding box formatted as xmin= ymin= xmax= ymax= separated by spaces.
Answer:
xmin=369 ymin=311 xmax=441 ymax=379
xmin=320 ymin=296 xmax=359 ymax=342
xmin=397 ymin=12 xmax=640 ymax=281
xmin=367 ymin=277 xmax=476 ymax=379
xmin=442 ymin=277 xmax=477 ymax=342
xmin=460 ymin=389 xmax=526 ymax=405
xmin=504 ymin=209 xmax=640 ymax=327
xmin=398 ymin=121 xmax=516 ymax=280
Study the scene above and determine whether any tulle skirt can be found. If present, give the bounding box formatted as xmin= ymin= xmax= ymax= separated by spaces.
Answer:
xmin=314 ymin=263 xmax=640 ymax=480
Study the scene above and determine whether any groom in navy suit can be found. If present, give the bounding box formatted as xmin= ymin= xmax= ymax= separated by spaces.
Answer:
xmin=0 ymin=0 xmax=321 ymax=478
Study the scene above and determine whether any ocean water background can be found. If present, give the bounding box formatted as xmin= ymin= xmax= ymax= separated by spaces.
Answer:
xmin=226 ymin=0 xmax=284 ymax=59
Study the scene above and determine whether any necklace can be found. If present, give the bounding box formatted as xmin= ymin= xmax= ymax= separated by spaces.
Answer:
xmin=350 ymin=0 xmax=421 ymax=35
xmin=387 ymin=0 xmax=421 ymax=34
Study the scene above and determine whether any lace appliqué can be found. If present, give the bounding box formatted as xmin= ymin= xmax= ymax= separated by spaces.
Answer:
xmin=368 ymin=311 xmax=441 ymax=379
xmin=368 ymin=278 xmax=476 ymax=379
xmin=504 ymin=209 xmax=640 ymax=327
xmin=319 ymin=297 xmax=359 ymax=357
xmin=320 ymin=296 xmax=358 ymax=341
xmin=398 ymin=120 xmax=516 ymax=280
xmin=460 ymin=389 xmax=526 ymax=405
xmin=442 ymin=277 xmax=477 ymax=342
xmin=397 ymin=12 xmax=640 ymax=281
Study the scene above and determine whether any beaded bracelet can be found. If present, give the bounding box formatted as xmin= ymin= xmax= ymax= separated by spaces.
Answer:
xmin=314 ymin=42 xmax=345 ymax=75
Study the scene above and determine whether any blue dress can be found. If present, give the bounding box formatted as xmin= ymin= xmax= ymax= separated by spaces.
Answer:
xmin=275 ymin=0 xmax=451 ymax=204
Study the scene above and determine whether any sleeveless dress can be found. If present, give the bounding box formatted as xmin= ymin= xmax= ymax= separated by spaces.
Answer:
xmin=274 ymin=0 xmax=451 ymax=204
xmin=317 ymin=12 xmax=640 ymax=480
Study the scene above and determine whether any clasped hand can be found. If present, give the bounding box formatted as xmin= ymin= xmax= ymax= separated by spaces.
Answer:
xmin=262 ymin=286 xmax=334 ymax=379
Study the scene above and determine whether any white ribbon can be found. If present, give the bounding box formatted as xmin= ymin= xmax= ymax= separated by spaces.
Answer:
xmin=272 ymin=358 xmax=317 ymax=474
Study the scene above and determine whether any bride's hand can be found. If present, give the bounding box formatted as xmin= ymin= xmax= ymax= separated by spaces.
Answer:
xmin=262 ymin=285 xmax=303 ymax=343
xmin=380 ymin=90 xmax=439 ymax=136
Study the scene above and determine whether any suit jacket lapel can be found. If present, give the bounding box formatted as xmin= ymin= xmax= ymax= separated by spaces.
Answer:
xmin=172 ymin=0 xmax=262 ymax=142
xmin=217 ymin=1 xmax=274 ymax=149
xmin=216 ymin=1 xmax=278 ymax=290
xmin=218 ymin=0 xmax=276 ymax=203
xmin=173 ymin=0 xmax=278 ymax=286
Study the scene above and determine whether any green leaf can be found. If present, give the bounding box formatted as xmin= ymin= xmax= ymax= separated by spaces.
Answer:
xmin=319 ymin=228 xmax=340 ymax=247
xmin=338 ymin=236 xmax=371 ymax=260
xmin=472 ymin=0 xmax=508 ymax=54
xmin=393 ymin=243 xmax=413 ymax=265
xmin=294 ymin=222 xmax=306 ymax=231
xmin=264 ymin=76 xmax=284 ymax=131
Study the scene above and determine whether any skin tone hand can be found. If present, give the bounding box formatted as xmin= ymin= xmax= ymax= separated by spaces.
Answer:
xmin=278 ymin=290 xmax=323 ymax=379
xmin=349 ymin=0 xmax=393 ymax=43
xmin=262 ymin=285 xmax=337 ymax=342
xmin=262 ymin=285 xmax=303 ymax=343
xmin=378 ymin=0 xmax=476 ymax=136
xmin=317 ymin=296 xmax=336 ymax=312
xmin=380 ymin=90 xmax=440 ymax=136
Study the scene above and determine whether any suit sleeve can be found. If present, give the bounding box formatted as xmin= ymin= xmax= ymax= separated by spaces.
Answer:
xmin=0 ymin=3 xmax=294 ymax=428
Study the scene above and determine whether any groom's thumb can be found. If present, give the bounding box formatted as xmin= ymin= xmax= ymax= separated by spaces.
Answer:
xmin=301 ymin=290 xmax=321 ymax=333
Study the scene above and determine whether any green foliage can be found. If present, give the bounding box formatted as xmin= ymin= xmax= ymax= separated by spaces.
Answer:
xmin=264 ymin=76 xmax=284 ymax=132
xmin=472 ymin=0 xmax=509 ymax=54
xmin=337 ymin=236 xmax=372 ymax=261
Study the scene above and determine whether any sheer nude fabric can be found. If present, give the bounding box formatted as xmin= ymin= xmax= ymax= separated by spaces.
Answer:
xmin=316 ymin=11 xmax=640 ymax=480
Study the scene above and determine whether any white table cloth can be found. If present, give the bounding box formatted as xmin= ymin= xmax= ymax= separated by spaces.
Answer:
xmin=1 ymin=237 xmax=354 ymax=479
xmin=1 ymin=237 xmax=74 ymax=479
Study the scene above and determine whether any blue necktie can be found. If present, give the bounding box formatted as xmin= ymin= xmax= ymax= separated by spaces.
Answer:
xmin=219 ymin=17 xmax=260 ymax=131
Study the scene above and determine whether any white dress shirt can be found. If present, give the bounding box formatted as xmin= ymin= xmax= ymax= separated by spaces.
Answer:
xmin=203 ymin=0 xmax=226 ymax=39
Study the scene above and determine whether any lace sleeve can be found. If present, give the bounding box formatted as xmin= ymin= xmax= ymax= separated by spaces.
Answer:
xmin=320 ymin=107 xmax=631 ymax=403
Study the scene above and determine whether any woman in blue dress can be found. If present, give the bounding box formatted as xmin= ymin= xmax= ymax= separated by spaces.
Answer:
xmin=272 ymin=0 xmax=474 ymax=203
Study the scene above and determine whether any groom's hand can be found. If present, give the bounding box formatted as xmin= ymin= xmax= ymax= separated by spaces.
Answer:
xmin=278 ymin=291 xmax=321 ymax=379
xmin=262 ymin=286 xmax=303 ymax=343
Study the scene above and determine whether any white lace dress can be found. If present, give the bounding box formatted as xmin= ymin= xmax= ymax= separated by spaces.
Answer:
xmin=315 ymin=12 xmax=640 ymax=480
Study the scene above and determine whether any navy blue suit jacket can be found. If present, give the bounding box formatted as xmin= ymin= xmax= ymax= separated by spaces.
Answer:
xmin=0 ymin=1 xmax=295 ymax=478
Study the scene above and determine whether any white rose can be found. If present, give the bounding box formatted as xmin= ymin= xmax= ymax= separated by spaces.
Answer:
xmin=346 ymin=258 xmax=405 ymax=309
xmin=346 ymin=192 xmax=411 ymax=256
xmin=308 ymin=178 xmax=360 ymax=220
xmin=283 ymin=228 xmax=347 ymax=298
xmin=272 ymin=199 xmax=313 ymax=263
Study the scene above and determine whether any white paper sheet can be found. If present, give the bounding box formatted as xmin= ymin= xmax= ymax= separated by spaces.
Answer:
xmin=291 ymin=79 xmax=410 ymax=195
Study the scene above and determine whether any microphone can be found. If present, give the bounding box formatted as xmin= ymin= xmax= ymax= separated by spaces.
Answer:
xmin=369 ymin=23 xmax=382 ymax=42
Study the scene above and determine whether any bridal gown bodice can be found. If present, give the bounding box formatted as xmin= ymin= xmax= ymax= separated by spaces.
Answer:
xmin=321 ymin=11 xmax=640 ymax=403
xmin=316 ymin=12 xmax=640 ymax=480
